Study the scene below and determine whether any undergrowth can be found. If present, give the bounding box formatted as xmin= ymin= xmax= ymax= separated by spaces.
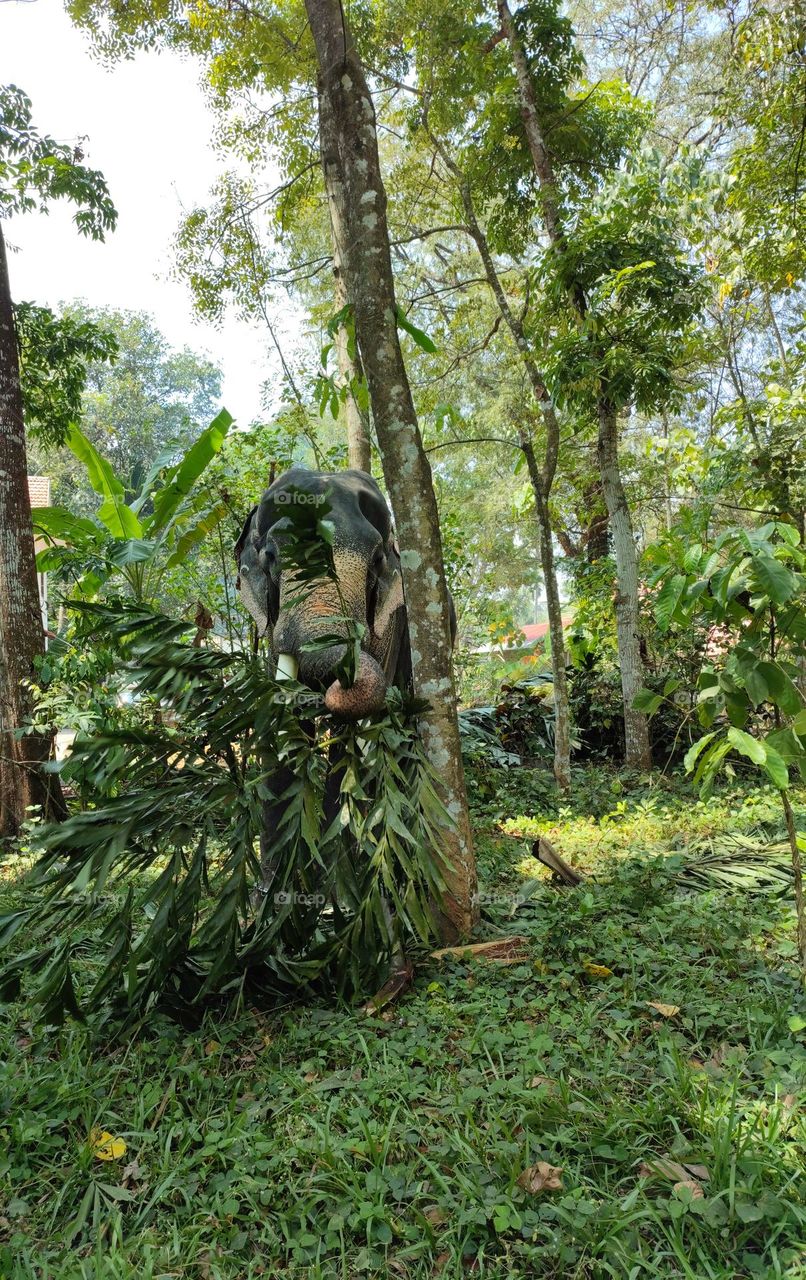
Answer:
xmin=1 ymin=772 xmax=805 ymax=1279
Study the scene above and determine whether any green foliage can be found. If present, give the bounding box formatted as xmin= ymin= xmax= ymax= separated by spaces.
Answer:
xmin=489 ymin=674 xmax=563 ymax=763
xmin=0 ymin=601 xmax=449 ymax=1023
xmin=28 ymin=305 xmax=224 ymax=506
xmin=2 ymin=772 xmax=805 ymax=1276
xmin=34 ymin=411 xmax=233 ymax=604
xmin=706 ymin=327 xmax=806 ymax=528
xmin=541 ymin=152 xmax=707 ymax=412
xmin=722 ymin=1 xmax=806 ymax=288
xmin=0 ymin=83 xmax=116 ymax=236
xmin=14 ymin=304 xmax=118 ymax=448
xmin=644 ymin=522 xmax=805 ymax=796
xmin=458 ymin=705 xmax=520 ymax=770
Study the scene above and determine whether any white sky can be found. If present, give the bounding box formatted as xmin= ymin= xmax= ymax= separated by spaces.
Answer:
xmin=0 ymin=0 xmax=281 ymax=426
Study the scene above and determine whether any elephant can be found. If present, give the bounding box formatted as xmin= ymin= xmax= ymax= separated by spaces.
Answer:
xmin=235 ymin=466 xmax=413 ymax=712
xmin=235 ymin=465 xmax=428 ymax=902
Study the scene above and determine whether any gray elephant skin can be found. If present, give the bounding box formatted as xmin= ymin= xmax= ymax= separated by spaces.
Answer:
xmin=235 ymin=466 xmax=414 ymax=712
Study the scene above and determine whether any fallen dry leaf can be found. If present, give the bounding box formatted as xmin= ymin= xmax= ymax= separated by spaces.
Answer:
xmin=528 ymin=1075 xmax=555 ymax=1090
xmin=704 ymin=1042 xmax=746 ymax=1072
xmin=517 ymin=1161 xmax=563 ymax=1194
xmin=639 ymin=1156 xmax=710 ymax=1183
xmin=424 ymin=1205 xmax=447 ymax=1225
xmin=646 ymin=1002 xmax=681 ymax=1018
xmin=583 ymin=962 xmax=614 ymax=979
xmin=673 ymin=1178 xmax=705 ymax=1200
xmin=197 ymin=1246 xmax=225 ymax=1280
xmin=121 ymin=1159 xmax=143 ymax=1187
xmin=89 ymin=1128 xmax=126 ymax=1161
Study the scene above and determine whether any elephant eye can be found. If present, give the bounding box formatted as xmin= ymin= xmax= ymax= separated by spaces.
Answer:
xmin=259 ymin=541 xmax=279 ymax=579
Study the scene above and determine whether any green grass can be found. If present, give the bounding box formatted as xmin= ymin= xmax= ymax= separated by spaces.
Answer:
xmin=1 ymin=769 xmax=805 ymax=1279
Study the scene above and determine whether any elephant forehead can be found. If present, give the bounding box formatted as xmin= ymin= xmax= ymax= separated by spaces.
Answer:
xmin=257 ymin=468 xmax=392 ymax=542
xmin=280 ymin=548 xmax=370 ymax=608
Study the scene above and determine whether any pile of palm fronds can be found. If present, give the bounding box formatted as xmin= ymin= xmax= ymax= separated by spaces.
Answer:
xmin=673 ymin=830 xmax=793 ymax=893
xmin=0 ymin=602 xmax=449 ymax=1026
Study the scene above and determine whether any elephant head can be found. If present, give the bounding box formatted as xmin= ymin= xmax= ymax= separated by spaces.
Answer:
xmin=235 ymin=467 xmax=408 ymax=718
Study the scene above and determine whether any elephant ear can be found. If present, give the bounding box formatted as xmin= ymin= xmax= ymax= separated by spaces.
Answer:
xmin=234 ymin=504 xmax=279 ymax=635
xmin=234 ymin=505 xmax=258 ymax=583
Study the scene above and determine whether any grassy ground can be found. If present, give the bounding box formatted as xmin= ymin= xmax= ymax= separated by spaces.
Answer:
xmin=1 ymin=769 xmax=805 ymax=1279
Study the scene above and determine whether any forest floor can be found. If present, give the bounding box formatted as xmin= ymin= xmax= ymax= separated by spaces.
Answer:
xmin=1 ymin=768 xmax=805 ymax=1279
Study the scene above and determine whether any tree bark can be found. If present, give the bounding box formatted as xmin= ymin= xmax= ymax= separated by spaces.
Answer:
xmin=324 ymin=157 xmax=372 ymax=470
xmin=427 ymin=128 xmax=571 ymax=788
xmin=498 ymin=0 xmax=650 ymax=767
xmin=521 ymin=437 xmax=572 ymax=787
xmin=332 ymin=251 xmax=372 ymax=472
xmin=584 ymin=480 xmax=609 ymax=563
xmin=0 ymin=221 xmax=66 ymax=836
xmin=597 ymin=399 xmax=652 ymax=770
xmin=303 ymin=0 xmax=478 ymax=937
xmin=496 ymin=0 xmax=569 ymax=256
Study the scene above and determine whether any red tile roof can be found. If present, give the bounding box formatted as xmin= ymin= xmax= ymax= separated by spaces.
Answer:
xmin=519 ymin=617 xmax=574 ymax=643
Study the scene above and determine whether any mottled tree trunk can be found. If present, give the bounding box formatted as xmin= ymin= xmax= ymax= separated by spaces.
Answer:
xmin=0 ymin=222 xmax=65 ymax=836
xmin=322 ymin=120 xmax=372 ymax=471
xmin=521 ymin=439 xmax=572 ymax=788
xmin=585 ymin=486 xmax=609 ymax=564
xmin=331 ymin=246 xmax=372 ymax=473
xmin=597 ymin=400 xmax=652 ymax=770
xmin=498 ymin=0 xmax=650 ymax=768
xmin=497 ymin=0 xmax=567 ymax=251
xmin=304 ymin=0 xmax=477 ymax=938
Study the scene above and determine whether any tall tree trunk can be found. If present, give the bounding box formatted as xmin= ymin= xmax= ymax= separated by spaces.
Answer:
xmin=521 ymin=438 xmax=572 ymax=788
xmin=0 ymin=222 xmax=65 ymax=836
xmin=426 ymin=127 xmax=571 ymax=788
xmin=496 ymin=0 xmax=568 ymax=254
xmin=304 ymin=0 xmax=477 ymax=938
xmin=330 ymin=225 xmax=372 ymax=472
xmin=584 ymin=479 xmax=609 ymax=563
xmin=597 ymin=400 xmax=652 ymax=770
xmin=498 ymin=0 xmax=650 ymax=767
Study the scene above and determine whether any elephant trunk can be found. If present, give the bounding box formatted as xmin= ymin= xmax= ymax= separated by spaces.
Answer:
xmin=285 ymin=641 xmax=388 ymax=719
xmin=324 ymin=651 xmax=388 ymax=718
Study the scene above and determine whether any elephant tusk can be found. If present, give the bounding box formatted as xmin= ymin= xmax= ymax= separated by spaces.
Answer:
xmin=276 ymin=652 xmax=299 ymax=681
